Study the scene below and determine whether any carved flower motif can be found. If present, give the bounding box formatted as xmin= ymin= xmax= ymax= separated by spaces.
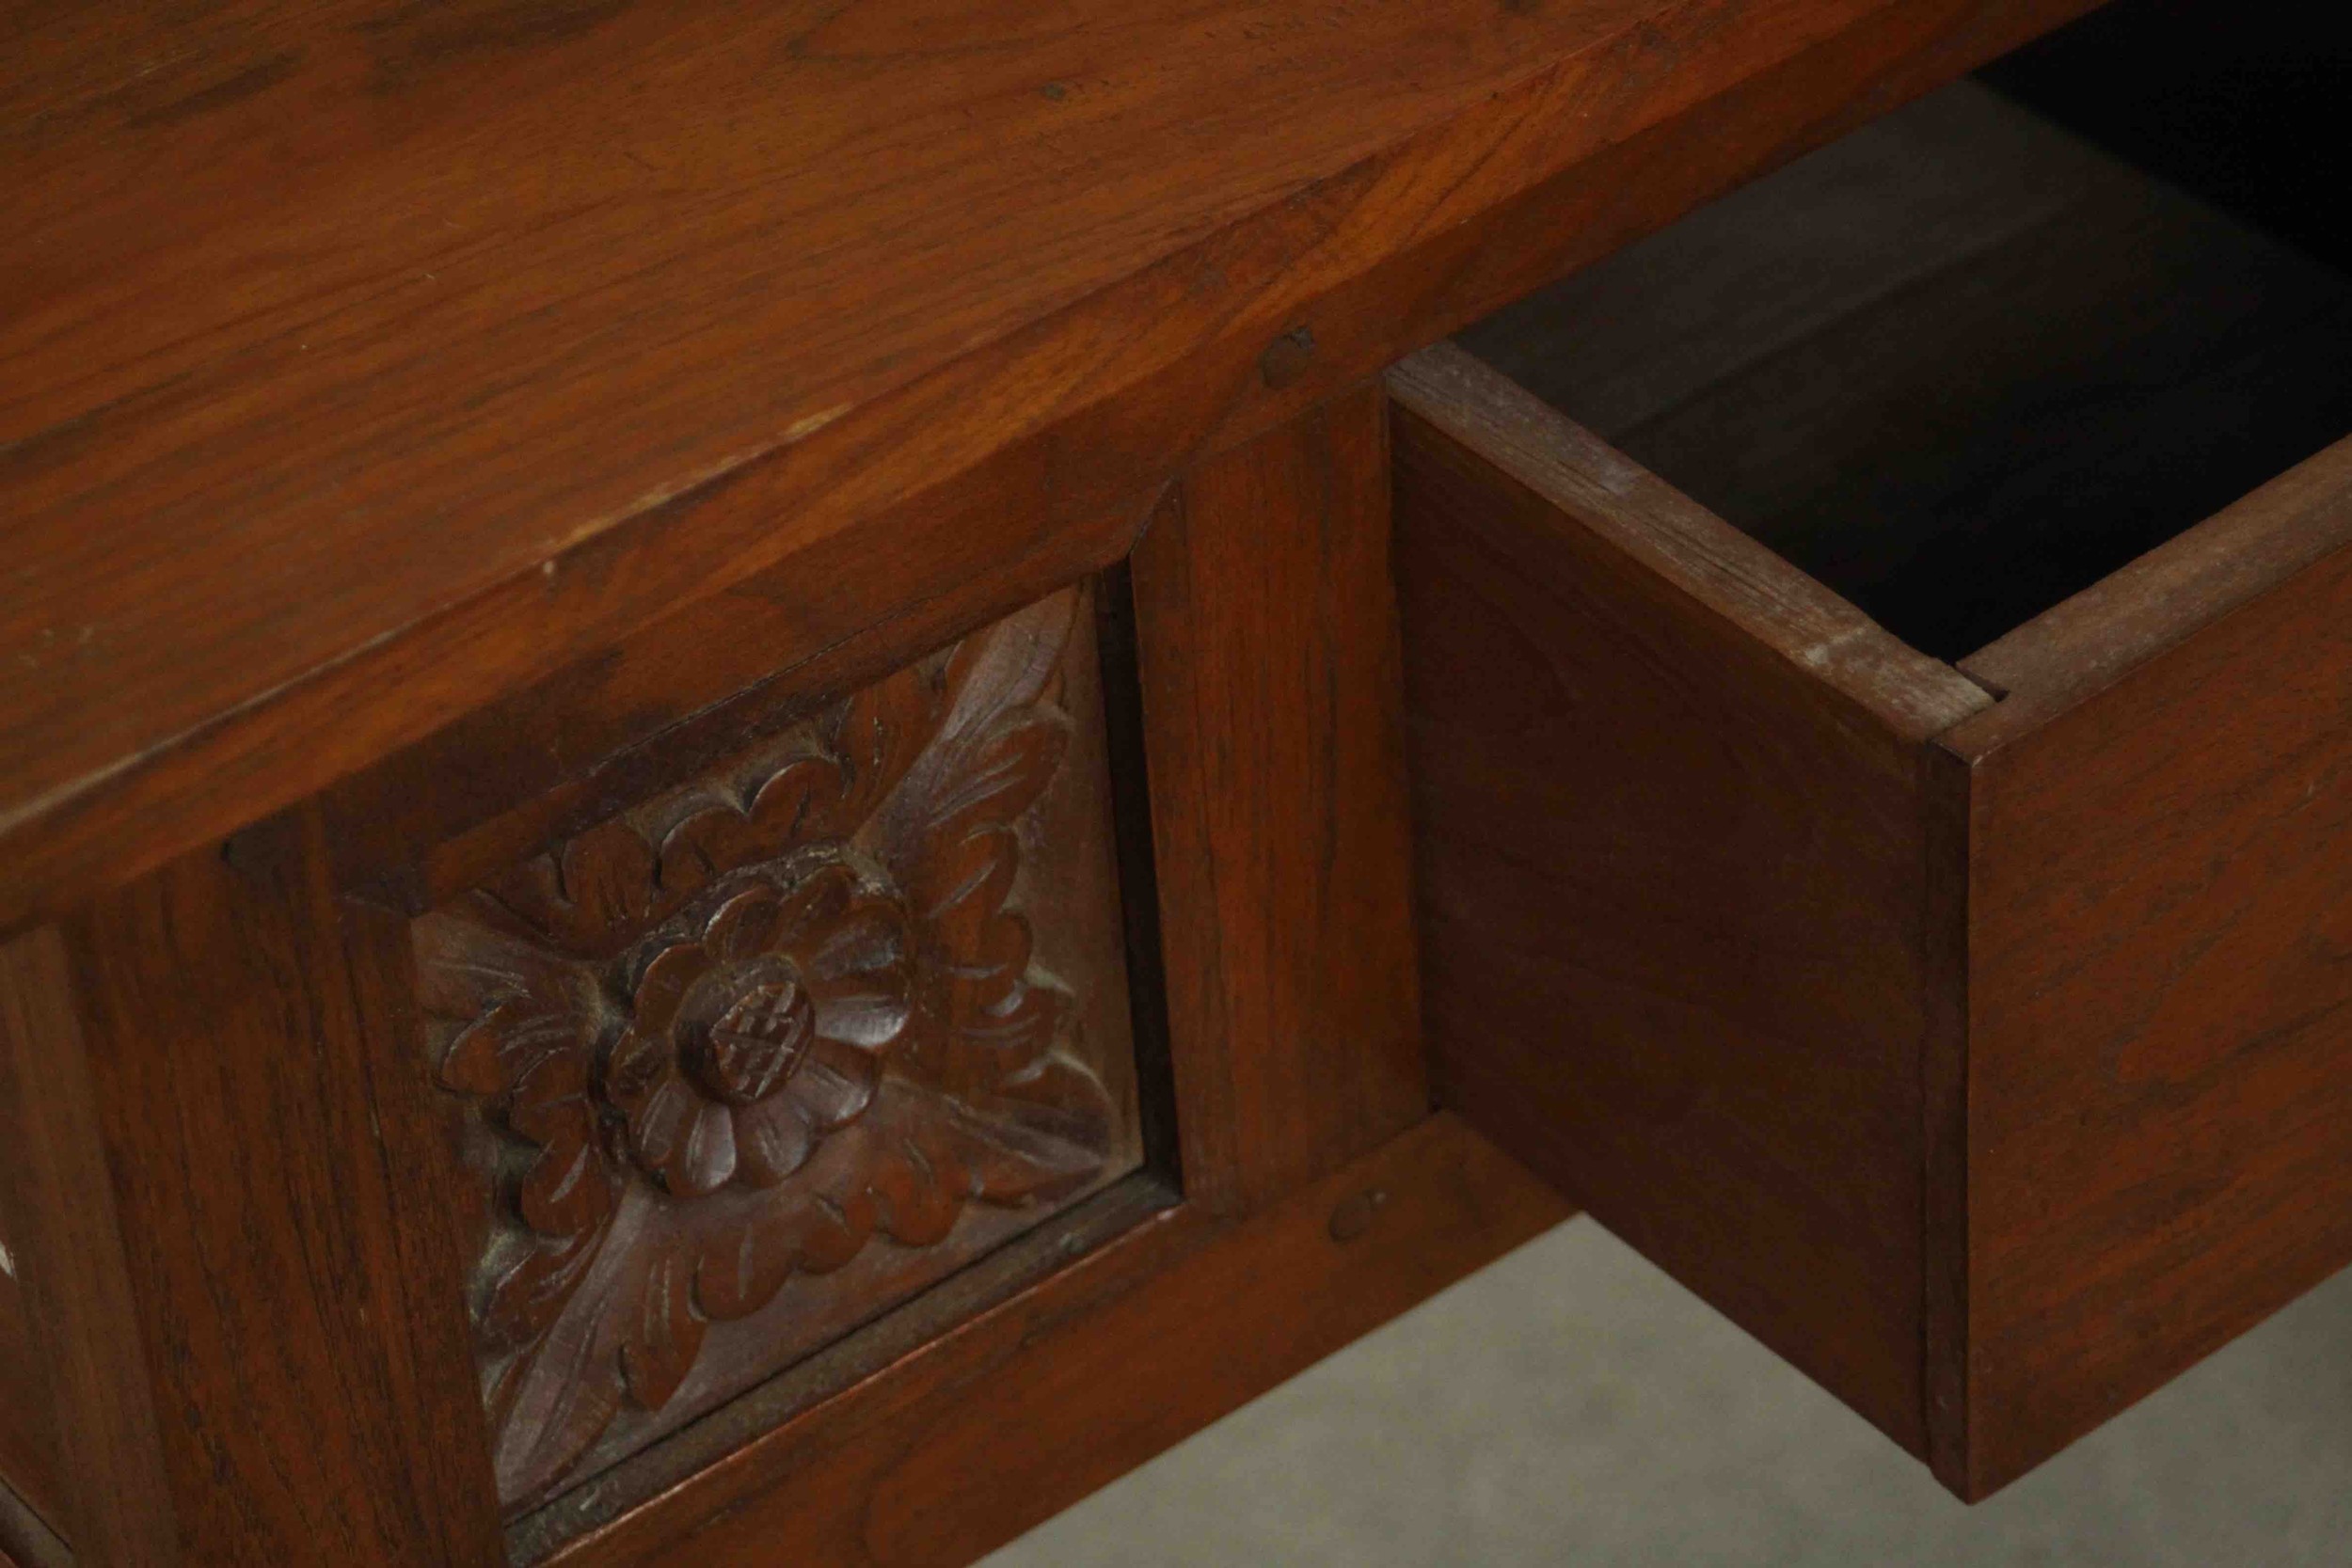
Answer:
xmin=604 ymin=873 xmax=908 ymax=1197
xmin=412 ymin=593 xmax=1121 ymax=1514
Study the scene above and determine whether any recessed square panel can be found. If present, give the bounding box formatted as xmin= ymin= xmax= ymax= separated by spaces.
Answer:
xmin=412 ymin=584 xmax=1148 ymax=1514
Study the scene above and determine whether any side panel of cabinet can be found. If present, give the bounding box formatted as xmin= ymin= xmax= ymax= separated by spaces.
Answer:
xmin=0 ymin=926 xmax=183 ymax=1566
xmin=0 ymin=1210 xmax=65 ymax=1557
xmin=59 ymin=830 xmax=513 ymax=1565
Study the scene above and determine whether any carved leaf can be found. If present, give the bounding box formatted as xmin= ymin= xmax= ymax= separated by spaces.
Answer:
xmin=559 ymin=821 xmax=661 ymax=937
xmin=412 ymin=908 xmax=579 ymax=1042
xmin=619 ymin=1243 xmax=704 ymax=1413
xmin=930 ymin=714 xmax=1070 ymax=847
xmin=477 ymin=820 xmax=664 ymax=957
xmin=657 ymin=752 xmax=847 ymax=900
xmin=485 ymin=1318 xmax=625 ymax=1513
xmin=516 ymin=1117 xmax=612 ymax=1239
xmin=484 ymin=1184 xmax=719 ymax=1504
xmin=909 ymin=820 xmax=1019 ymax=924
xmin=958 ymin=1056 xmax=1120 ymax=1200
xmin=483 ymin=1225 xmax=607 ymax=1357
xmin=858 ymin=1074 xmax=1110 ymax=1232
xmin=692 ymin=1197 xmax=805 ymax=1321
xmin=441 ymin=999 xmax=555 ymax=1098
xmin=824 ymin=660 xmax=943 ymax=832
xmin=866 ymin=596 xmax=1075 ymax=877
xmin=485 ymin=1209 xmax=641 ymax=1503
xmin=937 ymin=594 xmax=1075 ymax=746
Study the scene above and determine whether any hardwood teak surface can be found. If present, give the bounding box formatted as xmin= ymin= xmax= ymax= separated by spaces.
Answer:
xmin=0 ymin=0 xmax=2106 ymax=929
xmin=0 ymin=0 xmax=2206 ymax=1561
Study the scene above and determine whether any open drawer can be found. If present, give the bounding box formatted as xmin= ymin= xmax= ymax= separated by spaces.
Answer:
xmin=1393 ymin=50 xmax=2352 ymax=1501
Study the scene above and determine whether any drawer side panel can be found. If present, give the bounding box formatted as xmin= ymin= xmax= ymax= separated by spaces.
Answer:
xmin=1393 ymin=371 xmax=1959 ymax=1454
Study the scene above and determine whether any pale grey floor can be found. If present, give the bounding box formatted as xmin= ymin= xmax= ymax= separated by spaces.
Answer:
xmin=985 ymin=1217 xmax=2352 ymax=1567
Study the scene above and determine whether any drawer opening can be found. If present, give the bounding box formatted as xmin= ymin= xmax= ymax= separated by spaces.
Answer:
xmin=1455 ymin=0 xmax=2352 ymax=664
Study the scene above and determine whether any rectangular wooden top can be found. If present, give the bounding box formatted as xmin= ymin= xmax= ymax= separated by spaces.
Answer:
xmin=0 ymin=0 xmax=2095 ymax=925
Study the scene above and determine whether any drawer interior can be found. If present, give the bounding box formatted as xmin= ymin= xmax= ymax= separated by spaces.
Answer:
xmin=1455 ymin=0 xmax=2352 ymax=663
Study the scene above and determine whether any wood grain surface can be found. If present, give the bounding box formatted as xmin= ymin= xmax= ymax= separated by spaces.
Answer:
xmin=0 ymin=927 xmax=178 ymax=1565
xmin=1131 ymin=382 xmax=1430 ymax=1213
xmin=0 ymin=0 xmax=2154 ymax=1552
xmin=0 ymin=0 xmax=2108 ymax=932
xmin=61 ymin=819 xmax=508 ymax=1563
xmin=539 ymin=1114 xmax=1568 ymax=1568
xmin=1961 ymin=433 xmax=2352 ymax=727
xmin=0 ymin=1212 xmax=61 ymax=1557
xmin=1393 ymin=346 xmax=1984 ymax=1454
xmin=318 ymin=470 xmax=1150 ymax=909
xmin=1938 ymin=474 xmax=2352 ymax=1496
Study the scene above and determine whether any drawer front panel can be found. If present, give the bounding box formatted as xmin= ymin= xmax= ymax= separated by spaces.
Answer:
xmin=412 ymin=583 xmax=1149 ymax=1515
xmin=1946 ymin=507 xmax=2352 ymax=1494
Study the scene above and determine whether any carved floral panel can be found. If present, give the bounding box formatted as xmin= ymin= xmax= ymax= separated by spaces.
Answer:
xmin=412 ymin=587 xmax=1144 ymax=1513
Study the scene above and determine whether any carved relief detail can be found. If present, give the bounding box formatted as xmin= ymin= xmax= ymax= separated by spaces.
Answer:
xmin=414 ymin=594 xmax=1118 ymax=1509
